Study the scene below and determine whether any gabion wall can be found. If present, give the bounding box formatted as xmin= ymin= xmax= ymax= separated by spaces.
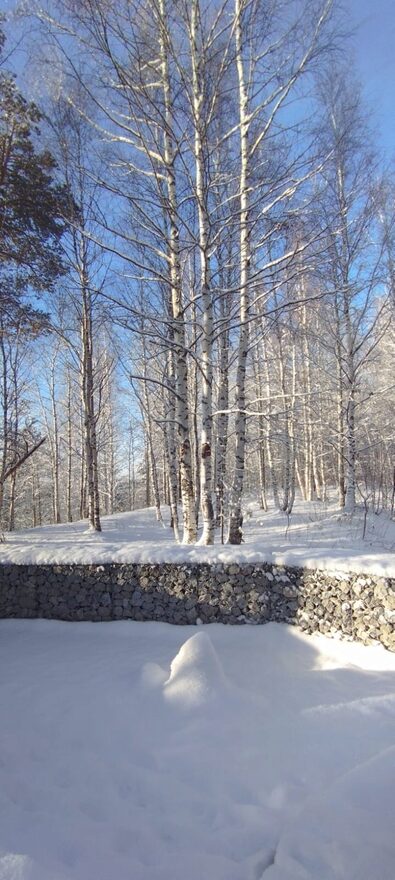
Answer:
xmin=0 ymin=562 xmax=394 ymax=650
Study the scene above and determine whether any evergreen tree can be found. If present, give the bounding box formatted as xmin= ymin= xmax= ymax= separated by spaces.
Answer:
xmin=0 ymin=35 xmax=70 ymax=329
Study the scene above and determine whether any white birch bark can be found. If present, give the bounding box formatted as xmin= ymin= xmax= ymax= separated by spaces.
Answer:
xmin=189 ymin=0 xmax=215 ymax=543
xmin=49 ymin=362 xmax=61 ymax=525
xmin=228 ymin=0 xmax=250 ymax=544
xmin=141 ymin=341 xmax=165 ymax=526
xmin=80 ymin=265 xmax=101 ymax=531
xmin=252 ymin=345 xmax=268 ymax=511
xmin=66 ymin=367 xmax=73 ymax=523
xmin=343 ymin=293 xmax=357 ymax=514
xmin=215 ymin=309 xmax=229 ymax=533
xmin=301 ymin=292 xmax=315 ymax=501
xmin=158 ymin=0 xmax=197 ymax=543
xmin=164 ymin=348 xmax=180 ymax=541
xmin=263 ymin=340 xmax=280 ymax=509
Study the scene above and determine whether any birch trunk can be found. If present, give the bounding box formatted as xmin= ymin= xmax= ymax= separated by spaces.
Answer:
xmin=141 ymin=352 xmax=164 ymax=526
xmin=8 ymin=472 xmax=16 ymax=531
xmin=79 ymin=406 xmax=86 ymax=520
xmin=215 ymin=319 xmax=229 ymax=531
xmin=165 ymin=348 xmax=180 ymax=540
xmin=127 ymin=421 xmax=136 ymax=512
xmin=144 ymin=412 xmax=163 ymax=524
xmin=301 ymin=292 xmax=315 ymax=501
xmin=144 ymin=441 xmax=150 ymax=508
xmin=66 ymin=368 xmax=73 ymax=523
xmin=0 ymin=334 xmax=8 ymax=525
xmin=31 ymin=458 xmax=41 ymax=528
xmin=263 ymin=341 xmax=280 ymax=509
xmin=190 ymin=0 xmax=214 ymax=544
xmin=252 ymin=346 xmax=268 ymax=510
xmin=279 ymin=340 xmax=291 ymax=513
xmin=334 ymin=294 xmax=346 ymax=507
xmin=49 ymin=365 xmax=61 ymax=524
xmin=80 ymin=274 xmax=101 ymax=531
xmin=344 ymin=294 xmax=357 ymax=513
xmin=228 ymin=0 xmax=250 ymax=544
xmin=190 ymin=291 xmax=201 ymax=526
xmin=158 ymin=0 xmax=196 ymax=543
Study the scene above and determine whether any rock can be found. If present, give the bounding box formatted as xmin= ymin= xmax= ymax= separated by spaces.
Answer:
xmin=0 ymin=560 xmax=393 ymax=651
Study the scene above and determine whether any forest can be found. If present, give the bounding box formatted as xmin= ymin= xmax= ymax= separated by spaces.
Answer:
xmin=1 ymin=0 xmax=394 ymax=545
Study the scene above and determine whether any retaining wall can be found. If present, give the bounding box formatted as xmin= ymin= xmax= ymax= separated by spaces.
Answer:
xmin=0 ymin=562 xmax=394 ymax=650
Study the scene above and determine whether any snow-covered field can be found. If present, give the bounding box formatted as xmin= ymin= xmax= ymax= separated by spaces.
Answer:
xmin=0 ymin=620 xmax=394 ymax=880
xmin=1 ymin=498 xmax=395 ymax=576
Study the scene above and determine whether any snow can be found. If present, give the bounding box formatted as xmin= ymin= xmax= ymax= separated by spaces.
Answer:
xmin=265 ymin=746 xmax=395 ymax=880
xmin=1 ymin=497 xmax=395 ymax=576
xmin=0 ymin=620 xmax=395 ymax=880
xmin=163 ymin=631 xmax=228 ymax=709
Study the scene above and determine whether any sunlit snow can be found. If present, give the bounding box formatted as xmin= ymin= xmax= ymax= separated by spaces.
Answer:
xmin=0 ymin=497 xmax=394 ymax=576
xmin=0 ymin=620 xmax=394 ymax=880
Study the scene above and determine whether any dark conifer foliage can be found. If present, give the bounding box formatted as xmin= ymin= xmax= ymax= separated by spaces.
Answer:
xmin=0 ymin=33 xmax=70 ymax=329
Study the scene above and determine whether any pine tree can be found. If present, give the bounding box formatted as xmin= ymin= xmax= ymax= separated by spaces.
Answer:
xmin=0 ymin=38 xmax=69 ymax=329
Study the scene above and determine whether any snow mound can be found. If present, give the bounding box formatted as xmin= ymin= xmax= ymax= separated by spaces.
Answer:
xmin=0 ymin=851 xmax=70 ymax=880
xmin=265 ymin=746 xmax=395 ymax=880
xmin=140 ymin=661 xmax=168 ymax=689
xmin=0 ymin=853 xmax=32 ymax=880
xmin=163 ymin=632 xmax=227 ymax=709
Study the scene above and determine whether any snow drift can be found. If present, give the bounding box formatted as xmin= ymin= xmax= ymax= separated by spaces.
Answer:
xmin=163 ymin=632 xmax=228 ymax=709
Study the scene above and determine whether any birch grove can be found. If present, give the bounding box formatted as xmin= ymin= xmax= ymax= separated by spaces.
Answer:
xmin=0 ymin=2 xmax=394 ymax=537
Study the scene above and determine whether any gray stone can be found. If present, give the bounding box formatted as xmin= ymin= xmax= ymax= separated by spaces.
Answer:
xmin=0 ymin=560 xmax=393 ymax=651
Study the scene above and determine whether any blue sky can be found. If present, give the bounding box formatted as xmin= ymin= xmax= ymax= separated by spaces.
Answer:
xmin=348 ymin=0 xmax=395 ymax=158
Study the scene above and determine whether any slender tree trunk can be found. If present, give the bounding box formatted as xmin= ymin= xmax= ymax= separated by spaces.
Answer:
xmin=127 ymin=421 xmax=136 ymax=511
xmin=66 ymin=368 xmax=73 ymax=522
xmin=263 ymin=342 xmax=280 ymax=509
xmin=158 ymin=0 xmax=196 ymax=542
xmin=252 ymin=346 xmax=268 ymax=510
xmin=215 ymin=288 xmax=230 ymax=529
xmin=49 ymin=366 xmax=61 ymax=524
xmin=80 ymin=274 xmax=101 ymax=531
xmin=301 ymin=293 xmax=315 ymax=501
xmin=145 ymin=416 xmax=163 ymax=523
xmin=344 ymin=301 xmax=357 ymax=514
xmin=190 ymin=289 xmax=201 ymax=526
xmin=278 ymin=331 xmax=291 ymax=512
xmin=190 ymin=0 xmax=214 ymax=543
xmin=228 ymin=0 xmax=250 ymax=544
xmin=141 ymin=360 xmax=164 ymax=525
xmin=164 ymin=348 xmax=180 ymax=540
xmin=79 ymin=406 xmax=86 ymax=519
xmin=286 ymin=341 xmax=297 ymax=515
xmin=8 ymin=471 xmax=16 ymax=531
xmin=334 ymin=296 xmax=346 ymax=507
xmin=0 ymin=331 xmax=10 ymax=526
xmin=31 ymin=465 xmax=37 ymax=528
xmin=144 ymin=440 xmax=150 ymax=508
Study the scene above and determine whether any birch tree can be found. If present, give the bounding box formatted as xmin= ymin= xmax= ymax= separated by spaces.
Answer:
xmin=227 ymin=0 xmax=335 ymax=542
xmin=315 ymin=69 xmax=385 ymax=513
xmin=48 ymin=100 xmax=103 ymax=530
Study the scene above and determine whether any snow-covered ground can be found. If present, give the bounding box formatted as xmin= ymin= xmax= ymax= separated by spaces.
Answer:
xmin=1 ymin=498 xmax=395 ymax=576
xmin=0 ymin=620 xmax=394 ymax=880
